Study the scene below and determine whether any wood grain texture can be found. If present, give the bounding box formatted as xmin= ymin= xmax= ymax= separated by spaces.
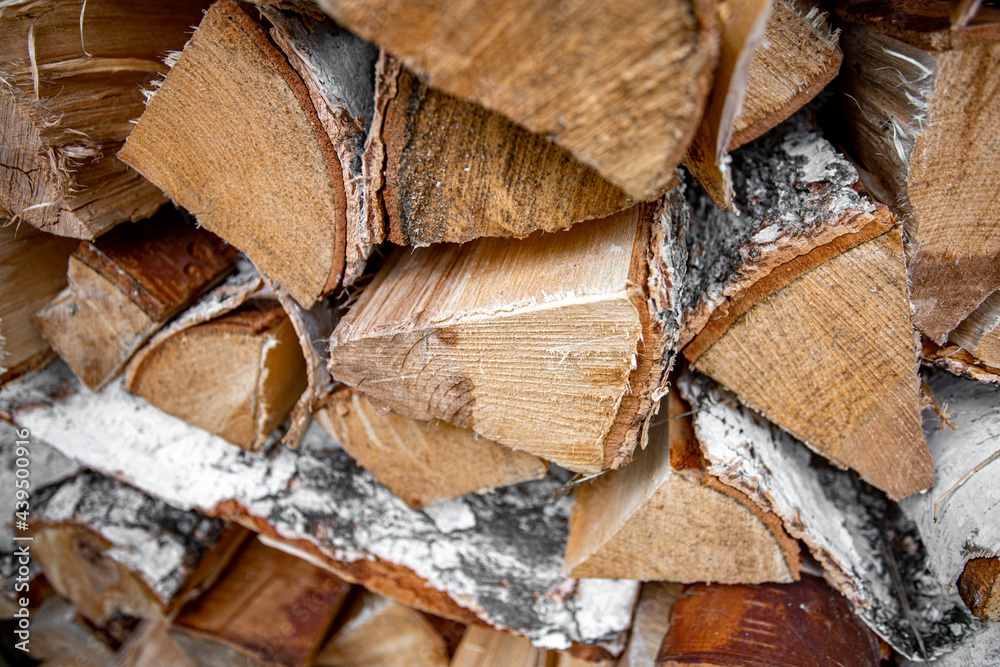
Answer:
xmin=172 ymin=536 xmax=350 ymax=667
xmin=922 ymin=339 xmax=1000 ymax=385
xmin=126 ymin=299 xmax=308 ymax=450
xmin=656 ymin=577 xmax=882 ymax=666
xmin=729 ymin=0 xmax=842 ymax=150
xmin=315 ymin=590 xmax=451 ymax=667
xmin=119 ymin=0 xmax=347 ymax=306
xmin=0 ymin=221 xmax=76 ymax=385
xmin=0 ymin=0 xmax=207 ymax=238
xmin=329 ymin=201 xmax=686 ymax=473
xmin=838 ymin=24 xmax=1000 ymax=342
xmin=317 ymin=0 xmax=718 ymax=200
xmin=615 ymin=583 xmax=683 ymax=667
xmin=33 ymin=211 xmax=237 ymax=391
xmin=950 ymin=287 xmax=1000 ymax=368
xmin=450 ymin=626 xmax=555 ymax=667
xmin=30 ymin=471 xmax=239 ymax=625
xmin=375 ymin=55 xmax=631 ymax=246
xmin=564 ymin=391 xmax=799 ymax=582
xmin=314 ymin=387 xmax=547 ymax=509
xmin=832 ymin=0 xmax=1000 ymax=51
xmin=959 ymin=557 xmax=1000 ymax=622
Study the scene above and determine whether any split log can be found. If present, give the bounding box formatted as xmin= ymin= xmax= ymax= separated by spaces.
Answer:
xmin=729 ymin=0 xmax=842 ymax=150
xmin=563 ymin=391 xmax=800 ymax=582
xmin=949 ymin=289 xmax=1000 ymax=370
xmin=0 ymin=222 xmax=76 ymax=385
xmin=3 ymin=364 xmax=640 ymax=660
xmin=29 ymin=471 xmax=246 ymax=625
xmin=898 ymin=371 xmax=1000 ymax=622
xmin=126 ymin=298 xmax=308 ymax=451
xmin=678 ymin=369 xmax=980 ymax=659
xmin=368 ymin=54 xmax=631 ymax=246
xmin=680 ymin=114 xmax=931 ymax=500
xmin=0 ymin=0 xmax=208 ymax=238
xmin=329 ymin=198 xmax=687 ymax=474
xmin=119 ymin=0 xmax=349 ymax=306
xmin=314 ymin=590 xmax=451 ymax=667
xmin=835 ymin=14 xmax=1000 ymax=342
xmin=656 ymin=577 xmax=882 ymax=666
xmin=317 ymin=0 xmax=719 ymax=200
xmin=169 ymin=536 xmax=350 ymax=667
xmin=450 ymin=626 xmax=553 ymax=667
xmin=615 ymin=583 xmax=682 ymax=667
xmin=314 ymin=387 xmax=548 ymax=509
xmin=33 ymin=208 xmax=237 ymax=391
xmin=832 ymin=0 xmax=1000 ymax=51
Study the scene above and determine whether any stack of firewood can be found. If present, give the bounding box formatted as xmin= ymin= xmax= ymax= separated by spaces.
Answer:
xmin=1 ymin=0 xmax=999 ymax=664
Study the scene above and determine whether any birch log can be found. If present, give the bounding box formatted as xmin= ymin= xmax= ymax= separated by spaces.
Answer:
xmin=680 ymin=113 xmax=931 ymax=500
xmin=329 ymin=198 xmax=687 ymax=474
xmin=0 ymin=0 xmax=208 ymax=238
xmin=835 ymin=13 xmax=1000 ymax=342
xmin=3 ymin=362 xmax=640 ymax=660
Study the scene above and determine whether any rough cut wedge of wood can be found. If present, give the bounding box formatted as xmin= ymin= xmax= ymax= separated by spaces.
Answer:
xmin=899 ymin=371 xmax=1000 ymax=622
xmin=949 ymin=289 xmax=1000 ymax=369
xmin=170 ymin=536 xmax=350 ymax=667
xmin=33 ymin=209 xmax=236 ymax=391
xmin=678 ymin=370 xmax=980 ymax=660
xmin=3 ymin=363 xmax=640 ymax=660
xmin=314 ymin=387 xmax=548 ymax=509
xmin=729 ymin=0 xmax=842 ymax=150
xmin=680 ymin=114 xmax=931 ymax=500
xmin=329 ymin=199 xmax=686 ymax=474
xmin=0 ymin=222 xmax=76 ymax=385
xmin=314 ymin=590 xmax=451 ymax=667
xmin=120 ymin=0 xmax=347 ymax=307
xmin=317 ymin=0 xmax=718 ymax=200
xmin=563 ymin=391 xmax=800 ymax=582
xmin=836 ymin=19 xmax=1000 ymax=342
xmin=833 ymin=0 xmax=1000 ymax=52
xmin=615 ymin=583 xmax=682 ymax=667
xmin=126 ymin=299 xmax=308 ymax=451
xmin=29 ymin=471 xmax=243 ymax=626
xmin=656 ymin=577 xmax=882 ymax=666
xmin=371 ymin=54 xmax=631 ymax=246
xmin=0 ymin=0 xmax=208 ymax=238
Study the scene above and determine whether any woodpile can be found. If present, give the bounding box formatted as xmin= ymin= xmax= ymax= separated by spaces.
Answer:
xmin=1 ymin=0 xmax=999 ymax=665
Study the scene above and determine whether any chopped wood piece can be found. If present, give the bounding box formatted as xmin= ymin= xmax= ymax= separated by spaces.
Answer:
xmin=836 ymin=22 xmax=1000 ymax=342
xmin=729 ymin=0 xmax=842 ymax=150
xmin=615 ymin=583 xmax=683 ymax=667
xmin=563 ymin=391 xmax=800 ymax=582
xmin=678 ymin=370 xmax=980 ymax=659
xmin=680 ymin=115 xmax=931 ymax=500
xmin=329 ymin=198 xmax=687 ymax=474
xmin=450 ymin=626 xmax=554 ymax=667
xmin=0 ymin=0 xmax=208 ymax=238
xmin=958 ymin=558 xmax=1000 ymax=622
xmin=832 ymin=0 xmax=1000 ymax=51
xmin=4 ymin=364 xmax=640 ymax=660
xmin=317 ymin=0 xmax=718 ymax=200
xmin=33 ymin=209 xmax=237 ymax=391
xmin=315 ymin=590 xmax=450 ymax=667
xmin=116 ymin=619 xmax=196 ymax=667
xmin=263 ymin=7 xmax=379 ymax=285
xmin=656 ymin=577 xmax=882 ymax=666
xmin=0 ymin=222 xmax=76 ymax=385
xmin=171 ymin=536 xmax=350 ymax=667
xmin=950 ymin=289 xmax=1000 ymax=369
xmin=922 ymin=338 xmax=1000 ymax=385
xmin=120 ymin=0 xmax=348 ymax=306
xmin=372 ymin=54 xmax=631 ymax=246
xmin=29 ymin=471 xmax=244 ymax=625
xmin=898 ymin=371 xmax=1000 ymax=621
xmin=126 ymin=298 xmax=308 ymax=450
xmin=314 ymin=387 xmax=548 ymax=509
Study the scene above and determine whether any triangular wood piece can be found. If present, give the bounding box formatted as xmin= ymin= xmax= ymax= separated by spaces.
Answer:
xmin=680 ymin=115 xmax=931 ymax=499
xmin=34 ymin=209 xmax=237 ymax=391
xmin=120 ymin=0 xmax=348 ymax=306
xmin=0 ymin=0 xmax=208 ymax=238
xmin=836 ymin=17 xmax=1000 ymax=342
xmin=329 ymin=200 xmax=686 ymax=474
xmin=317 ymin=0 xmax=718 ymax=200
xmin=949 ymin=289 xmax=1000 ymax=370
xmin=314 ymin=387 xmax=548 ymax=509
xmin=563 ymin=391 xmax=800 ymax=582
